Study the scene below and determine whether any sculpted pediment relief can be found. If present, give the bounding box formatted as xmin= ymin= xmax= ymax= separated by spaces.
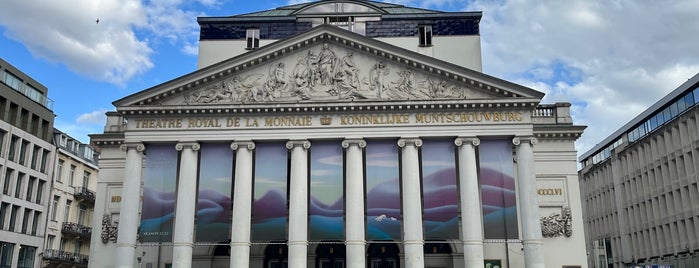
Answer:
xmin=117 ymin=26 xmax=543 ymax=108
xmin=168 ymin=43 xmax=493 ymax=105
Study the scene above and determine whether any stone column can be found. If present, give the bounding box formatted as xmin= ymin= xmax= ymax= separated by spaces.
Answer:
xmin=230 ymin=141 xmax=255 ymax=268
xmin=172 ymin=142 xmax=200 ymax=268
xmin=115 ymin=143 xmax=145 ymax=268
xmin=342 ymin=139 xmax=367 ymax=268
xmin=455 ymin=137 xmax=484 ymax=267
xmin=397 ymin=138 xmax=424 ymax=268
xmin=287 ymin=140 xmax=311 ymax=268
xmin=513 ymin=136 xmax=545 ymax=268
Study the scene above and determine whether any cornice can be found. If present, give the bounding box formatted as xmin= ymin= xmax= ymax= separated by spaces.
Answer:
xmin=116 ymin=98 xmax=541 ymax=117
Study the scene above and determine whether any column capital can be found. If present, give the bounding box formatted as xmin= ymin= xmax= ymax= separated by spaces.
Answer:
xmin=455 ymin=137 xmax=480 ymax=147
xmin=397 ymin=138 xmax=422 ymax=148
xmin=286 ymin=140 xmax=311 ymax=150
xmin=513 ymin=136 xmax=538 ymax=146
xmin=175 ymin=142 xmax=200 ymax=151
xmin=342 ymin=139 xmax=366 ymax=149
xmin=120 ymin=143 xmax=145 ymax=152
xmin=231 ymin=141 xmax=256 ymax=151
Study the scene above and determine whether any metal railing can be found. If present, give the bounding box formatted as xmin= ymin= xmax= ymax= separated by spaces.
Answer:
xmin=61 ymin=222 xmax=92 ymax=237
xmin=43 ymin=249 xmax=88 ymax=266
xmin=74 ymin=187 xmax=96 ymax=203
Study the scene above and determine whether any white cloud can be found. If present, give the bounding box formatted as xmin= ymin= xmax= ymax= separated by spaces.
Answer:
xmin=468 ymin=0 xmax=699 ymax=155
xmin=77 ymin=109 xmax=109 ymax=125
xmin=0 ymin=0 xmax=203 ymax=86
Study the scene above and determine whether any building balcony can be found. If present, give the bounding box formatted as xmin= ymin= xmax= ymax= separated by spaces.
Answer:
xmin=43 ymin=249 xmax=88 ymax=267
xmin=61 ymin=222 xmax=92 ymax=238
xmin=74 ymin=187 xmax=96 ymax=203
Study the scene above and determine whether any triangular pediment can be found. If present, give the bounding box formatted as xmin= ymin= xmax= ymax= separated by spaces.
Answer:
xmin=114 ymin=25 xmax=543 ymax=109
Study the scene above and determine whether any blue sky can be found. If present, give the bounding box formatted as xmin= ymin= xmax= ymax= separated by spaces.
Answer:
xmin=1 ymin=0 xmax=698 ymax=158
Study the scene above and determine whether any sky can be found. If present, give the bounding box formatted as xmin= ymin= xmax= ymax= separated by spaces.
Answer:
xmin=1 ymin=0 xmax=698 ymax=159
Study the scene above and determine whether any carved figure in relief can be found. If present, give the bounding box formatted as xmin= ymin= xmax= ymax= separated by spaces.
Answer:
xmin=290 ymin=55 xmax=313 ymax=100
xmin=369 ymin=61 xmax=390 ymax=98
xmin=186 ymin=82 xmax=234 ymax=103
xmin=541 ymin=207 xmax=573 ymax=238
xmin=426 ymin=77 xmax=459 ymax=98
xmin=306 ymin=49 xmax=320 ymax=87
xmin=334 ymin=52 xmax=367 ymax=99
xmin=262 ymin=62 xmax=287 ymax=100
xmin=318 ymin=43 xmax=337 ymax=86
xmin=226 ymin=75 xmax=264 ymax=102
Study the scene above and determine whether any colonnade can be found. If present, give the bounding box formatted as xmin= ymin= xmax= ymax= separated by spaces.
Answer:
xmin=114 ymin=136 xmax=543 ymax=268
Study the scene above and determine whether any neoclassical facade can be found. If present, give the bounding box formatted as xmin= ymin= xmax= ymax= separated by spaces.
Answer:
xmin=89 ymin=2 xmax=587 ymax=268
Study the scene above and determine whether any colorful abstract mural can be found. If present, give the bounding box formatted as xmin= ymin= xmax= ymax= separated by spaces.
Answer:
xmin=195 ymin=143 xmax=234 ymax=242
xmin=365 ymin=140 xmax=402 ymax=241
xmin=252 ymin=143 xmax=289 ymax=241
xmin=479 ymin=139 xmax=519 ymax=239
xmin=421 ymin=139 xmax=459 ymax=240
xmin=309 ymin=141 xmax=344 ymax=240
xmin=140 ymin=144 xmax=178 ymax=243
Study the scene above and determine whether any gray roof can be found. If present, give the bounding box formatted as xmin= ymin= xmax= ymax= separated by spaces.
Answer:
xmin=235 ymin=0 xmax=447 ymax=17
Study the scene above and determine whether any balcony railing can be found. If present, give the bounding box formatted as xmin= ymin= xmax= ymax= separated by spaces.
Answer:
xmin=61 ymin=222 xmax=92 ymax=238
xmin=74 ymin=187 xmax=96 ymax=203
xmin=43 ymin=249 xmax=88 ymax=266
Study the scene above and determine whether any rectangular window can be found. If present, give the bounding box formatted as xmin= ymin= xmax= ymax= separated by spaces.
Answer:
xmin=0 ymin=242 xmax=15 ymax=267
xmin=51 ymin=196 xmax=59 ymax=221
xmin=26 ymin=176 xmax=35 ymax=202
xmin=19 ymin=140 xmax=29 ymax=165
xmin=31 ymin=212 xmax=39 ymax=236
xmin=40 ymin=149 xmax=49 ymax=173
xmin=21 ymin=209 xmax=30 ymax=234
xmin=0 ymin=202 xmax=8 ymax=230
xmin=36 ymin=181 xmax=45 ymax=204
xmin=30 ymin=146 xmax=40 ymax=170
xmin=46 ymin=235 xmax=55 ymax=250
xmin=17 ymin=245 xmax=36 ymax=268
xmin=3 ymin=70 xmax=23 ymax=90
xmin=56 ymin=159 xmax=64 ymax=182
xmin=78 ymin=205 xmax=87 ymax=225
xmin=9 ymin=205 xmax=19 ymax=231
xmin=418 ymin=25 xmax=433 ymax=47
xmin=2 ymin=168 xmax=12 ymax=195
xmin=69 ymin=165 xmax=76 ymax=186
xmin=64 ymin=200 xmax=72 ymax=222
xmin=246 ymin=28 xmax=260 ymax=49
xmin=82 ymin=171 xmax=91 ymax=188
xmin=15 ymin=172 xmax=24 ymax=198
xmin=0 ymin=130 xmax=5 ymax=157
xmin=8 ymin=135 xmax=18 ymax=161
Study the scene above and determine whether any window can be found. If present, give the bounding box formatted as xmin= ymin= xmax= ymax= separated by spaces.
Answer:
xmin=326 ymin=16 xmax=354 ymax=31
xmin=8 ymin=135 xmax=18 ymax=162
xmin=82 ymin=171 xmax=91 ymax=188
xmin=0 ymin=202 xmax=8 ymax=230
xmin=418 ymin=25 xmax=433 ymax=47
xmin=36 ymin=181 xmax=45 ymax=204
xmin=56 ymin=159 xmax=64 ymax=182
xmin=246 ymin=28 xmax=260 ymax=49
xmin=31 ymin=212 xmax=39 ymax=236
xmin=69 ymin=165 xmax=76 ymax=186
xmin=2 ymin=168 xmax=12 ymax=195
xmin=0 ymin=130 xmax=5 ymax=157
xmin=46 ymin=235 xmax=55 ymax=250
xmin=51 ymin=196 xmax=59 ymax=221
xmin=9 ymin=205 xmax=19 ymax=231
xmin=17 ymin=245 xmax=36 ymax=268
xmin=3 ymin=70 xmax=22 ymax=90
xmin=26 ymin=176 xmax=35 ymax=202
xmin=18 ymin=140 xmax=29 ymax=165
xmin=15 ymin=172 xmax=24 ymax=198
xmin=64 ymin=200 xmax=72 ymax=222
xmin=30 ymin=146 xmax=39 ymax=169
xmin=40 ymin=149 xmax=49 ymax=173
xmin=0 ymin=242 xmax=15 ymax=267
xmin=78 ymin=205 xmax=87 ymax=225
xmin=21 ymin=209 xmax=30 ymax=233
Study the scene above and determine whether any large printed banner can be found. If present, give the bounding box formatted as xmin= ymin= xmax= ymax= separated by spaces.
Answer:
xmin=252 ymin=143 xmax=289 ymax=241
xmin=140 ymin=144 xmax=178 ymax=243
xmin=479 ymin=140 xmax=519 ymax=239
xmin=195 ymin=143 xmax=234 ymax=242
xmin=421 ymin=139 xmax=459 ymax=240
xmin=309 ymin=141 xmax=344 ymax=240
xmin=365 ymin=140 xmax=402 ymax=240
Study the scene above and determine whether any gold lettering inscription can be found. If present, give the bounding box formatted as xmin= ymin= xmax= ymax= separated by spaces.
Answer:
xmin=537 ymin=188 xmax=563 ymax=196
xmin=264 ymin=116 xmax=312 ymax=127
xmin=111 ymin=196 xmax=122 ymax=203
xmin=414 ymin=112 xmax=523 ymax=124
xmin=340 ymin=114 xmax=409 ymax=125
xmin=134 ymin=118 xmax=182 ymax=129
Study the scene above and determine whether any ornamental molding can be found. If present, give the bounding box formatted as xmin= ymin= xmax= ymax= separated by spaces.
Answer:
xmin=101 ymin=214 xmax=119 ymax=244
xmin=540 ymin=207 xmax=573 ymax=238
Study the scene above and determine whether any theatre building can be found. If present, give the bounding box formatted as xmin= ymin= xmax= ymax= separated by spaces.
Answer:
xmin=88 ymin=1 xmax=587 ymax=267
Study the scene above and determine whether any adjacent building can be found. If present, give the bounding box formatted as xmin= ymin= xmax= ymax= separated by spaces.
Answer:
xmin=42 ymin=129 xmax=98 ymax=267
xmin=579 ymin=74 xmax=699 ymax=267
xmin=0 ymin=57 xmax=56 ymax=268
xmin=90 ymin=1 xmax=587 ymax=267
